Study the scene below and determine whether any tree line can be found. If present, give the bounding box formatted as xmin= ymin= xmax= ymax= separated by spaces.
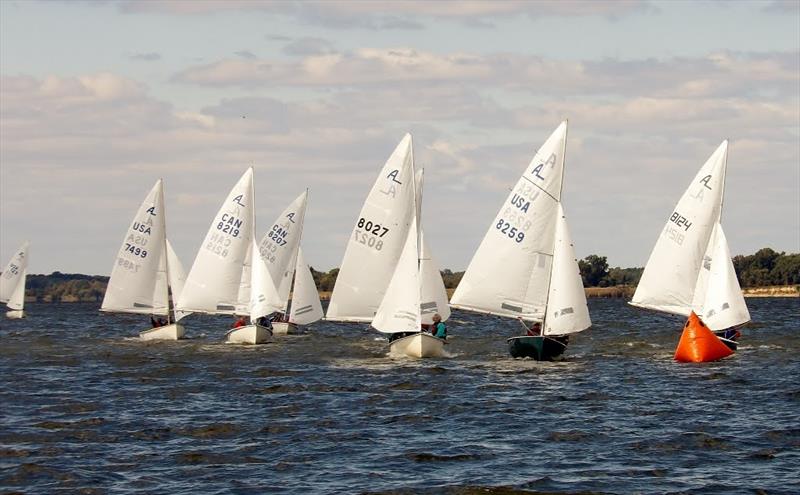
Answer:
xmin=12 ymin=248 xmax=799 ymax=302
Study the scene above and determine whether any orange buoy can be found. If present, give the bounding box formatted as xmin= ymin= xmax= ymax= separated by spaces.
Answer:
xmin=674 ymin=311 xmax=734 ymax=363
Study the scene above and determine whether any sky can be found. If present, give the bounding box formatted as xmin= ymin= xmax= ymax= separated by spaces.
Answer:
xmin=1 ymin=0 xmax=798 ymax=275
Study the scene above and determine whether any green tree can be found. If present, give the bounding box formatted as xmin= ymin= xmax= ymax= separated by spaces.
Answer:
xmin=579 ymin=255 xmax=609 ymax=287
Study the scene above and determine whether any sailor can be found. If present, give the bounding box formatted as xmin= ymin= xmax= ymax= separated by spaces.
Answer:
xmin=231 ymin=315 xmax=247 ymax=329
xmin=431 ymin=314 xmax=447 ymax=339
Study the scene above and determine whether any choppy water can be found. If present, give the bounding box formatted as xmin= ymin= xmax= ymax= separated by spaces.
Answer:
xmin=1 ymin=298 xmax=798 ymax=494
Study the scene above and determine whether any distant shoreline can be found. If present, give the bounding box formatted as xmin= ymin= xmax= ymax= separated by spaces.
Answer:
xmin=22 ymin=285 xmax=799 ymax=304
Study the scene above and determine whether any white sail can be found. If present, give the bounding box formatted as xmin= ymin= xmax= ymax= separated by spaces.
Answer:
xmin=1 ymin=242 xmax=28 ymax=311
xmin=165 ymin=239 xmax=191 ymax=322
xmin=371 ymin=217 xmax=421 ymax=334
xmin=249 ymin=239 xmax=283 ymax=321
xmin=289 ymin=247 xmax=324 ymax=325
xmin=544 ymin=204 xmax=591 ymax=336
xmin=258 ymin=191 xmax=308 ymax=311
xmin=631 ymin=141 xmax=728 ymax=316
xmin=327 ymin=134 xmax=417 ymax=322
xmin=177 ymin=168 xmax=255 ymax=315
xmin=101 ymin=181 xmax=168 ymax=315
xmin=695 ymin=224 xmax=750 ymax=330
xmin=419 ymin=231 xmax=451 ymax=325
xmin=235 ymin=243 xmax=253 ymax=315
xmin=451 ymin=122 xmax=567 ymax=319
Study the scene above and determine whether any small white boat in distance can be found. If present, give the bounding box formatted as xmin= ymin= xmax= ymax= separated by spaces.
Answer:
xmin=101 ymin=181 xmax=187 ymax=340
xmin=257 ymin=192 xmax=323 ymax=334
xmin=1 ymin=241 xmax=29 ymax=319
xmin=177 ymin=168 xmax=282 ymax=345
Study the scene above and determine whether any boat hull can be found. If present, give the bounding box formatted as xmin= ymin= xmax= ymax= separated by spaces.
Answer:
xmin=5 ymin=310 xmax=25 ymax=319
xmin=139 ymin=323 xmax=185 ymax=341
xmin=390 ymin=333 xmax=445 ymax=358
xmin=225 ymin=324 xmax=273 ymax=345
xmin=507 ymin=335 xmax=568 ymax=361
xmin=272 ymin=322 xmax=299 ymax=335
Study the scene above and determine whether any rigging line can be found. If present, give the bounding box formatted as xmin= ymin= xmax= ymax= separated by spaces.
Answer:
xmin=519 ymin=174 xmax=559 ymax=203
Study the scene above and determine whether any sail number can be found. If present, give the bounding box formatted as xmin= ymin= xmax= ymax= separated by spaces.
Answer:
xmin=206 ymin=232 xmax=231 ymax=258
xmin=669 ymin=211 xmax=692 ymax=232
xmin=354 ymin=230 xmax=384 ymax=251
xmin=216 ymin=213 xmax=242 ymax=238
xmin=5 ymin=264 xmax=19 ymax=277
xmin=123 ymin=243 xmax=148 ymax=258
xmin=496 ymin=219 xmax=525 ymax=243
xmin=664 ymin=225 xmax=685 ymax=246
xmin=356 ymin=218 xmax=389 ymax=237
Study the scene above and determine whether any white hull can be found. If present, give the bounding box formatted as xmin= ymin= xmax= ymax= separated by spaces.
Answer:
xmin=389 ymin=333 xmax=446 ymax=358
xmin=225 ymin=324 xmax=273 ymax=344
xmin=271 ymin=322 xmax=299 ymax=335
xmin=139 ymin=323 xmax=185 ymax=341
xmin=5 ymin=310 xmax=25 ymax=319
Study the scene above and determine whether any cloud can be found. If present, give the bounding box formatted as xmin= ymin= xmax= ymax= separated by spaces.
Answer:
xmin=282 ymin=37 xmax=336 ymax=57
xmin=235 ymin=50 xmax=257 ymax=59
xmin=171 ymin=48 xmax=800 ymax=107
xmin=115 ymin=0 xmax=652 ymax=28
xmin=128 ymin=52 xmax=161 ymax=61
xmin=762 ymin=0 xmax=800 ymax=13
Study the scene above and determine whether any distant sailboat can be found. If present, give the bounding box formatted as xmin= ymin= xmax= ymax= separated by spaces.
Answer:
xmin=101 ymin=180 xmax=186 ymax=340
xmin=630 ymin=141 xmax=749 ymax=362
xmin=257 ymin=191 xmax=323 ymax=334
xmin=327 ymin=134 xmax=450 ymax=357
xmin=374 ymin=168 xmax=451 ymax=358
xmin=451 ymin=121 xmax=591 ymax=360
xmin=177 ymin=168 xmax=281 ymax=344
xmin=1 ymin=241 xmax=29 ymax=319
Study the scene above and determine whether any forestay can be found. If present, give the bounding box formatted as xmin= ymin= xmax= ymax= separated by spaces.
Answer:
xmin=177 ymin=168 xmax=255 ymax=315
xmin=451 ymin=122 xmax=567 ymax=320
xmin=289 ymin=248 xmax=324 ymax=325
xmin=0 ymin=241 xmax=29 ymax=311
xmin=371 ymin=218 xmax=421 ymax=334
xmin=101 ymin=181 xmax=168 ymax=315
xmin=543 ymin=204 xmax=591 ymax=336
xmin=327 ymin=134 xmax=417 ymax=322
xmin=631 ymin=141 xmax=728 ymax=316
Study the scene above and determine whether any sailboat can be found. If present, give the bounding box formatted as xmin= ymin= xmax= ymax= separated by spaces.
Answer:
xmin=101 ymin=180 xmax=187 ymax=340
xmin=326 ymin=134 xmax=418 ymax=322
xmin=327 ymin=134 xmax=451 ymax=357
xmin=177 ymin=168 xmax=281 ymax=345
xmin=373 ymin=168 xmax=452 ymax=358
xmin=257 ymin=191 xmax=323 ymax=334
xmin=451 ymin=121 xmax=591 ymax=360
xmin=1 ymin=241 xmax=29 ymax=319
xmin=630 ymin=141 xmax=749 ymax=362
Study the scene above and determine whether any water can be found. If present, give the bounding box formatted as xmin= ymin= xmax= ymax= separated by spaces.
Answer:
xmin=1 ymin=298 xmax=798 ymax=494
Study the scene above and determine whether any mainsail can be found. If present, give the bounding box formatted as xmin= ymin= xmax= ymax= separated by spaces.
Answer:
xmin=289 ymin=248 xmax=324 ymax=325
xmin=0 ymin=241 xmax=29 ymax=311
xmin=101 ymin=181 xmax=168 ymax=316
xmin=326 ymin=134 xmax=417 ymax=322
xmin=451 ymin=122 xmax=568 ymax=320
xmin=177 ymin=168 xmax=255 ymax=315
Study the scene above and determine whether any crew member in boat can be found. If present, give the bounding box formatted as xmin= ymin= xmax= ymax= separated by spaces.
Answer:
xmin=431 ymin=314 xmax=447 ymax=339
xmin=232 ymin=315 xmax=248 ymax=329
xmin=255 ymin=316 xmax=272 ymax=330
xmin=150 ymin=316 xmax=167 ymax=328
xmin=518 ymin=317 xmax=541 ymax=336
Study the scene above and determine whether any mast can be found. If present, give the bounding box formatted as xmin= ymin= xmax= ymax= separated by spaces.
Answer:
xmin=541 ymin=119 xmax=569 ymax=331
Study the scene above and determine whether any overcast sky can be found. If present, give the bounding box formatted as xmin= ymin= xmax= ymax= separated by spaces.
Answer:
xmin=1 ymin=0 xmax=798 ymax=275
